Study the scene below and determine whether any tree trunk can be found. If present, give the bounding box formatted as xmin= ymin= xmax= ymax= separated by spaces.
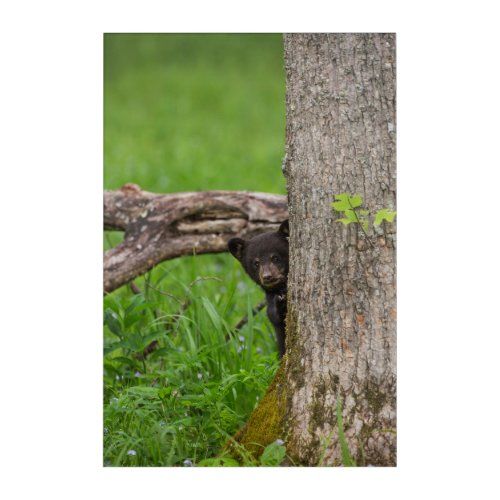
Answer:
xmin=103 ymin=184 xmax=287 ymax=293
xmin=234 ymin=33 xmax=396 ymax=466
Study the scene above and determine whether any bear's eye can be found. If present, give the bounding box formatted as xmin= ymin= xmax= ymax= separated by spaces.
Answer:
xmin=271 ymin=255 xmax=280 ymax=264
xmin=253 ymin=260 xmax=260 ymax=269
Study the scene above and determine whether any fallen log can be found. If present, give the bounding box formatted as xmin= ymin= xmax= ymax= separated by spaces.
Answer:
xmin=104 ymin=184 xmax=288 ymax=293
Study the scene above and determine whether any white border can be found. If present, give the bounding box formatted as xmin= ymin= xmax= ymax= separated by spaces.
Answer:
xmin=1 ymin=1 xmax=499 ymax=499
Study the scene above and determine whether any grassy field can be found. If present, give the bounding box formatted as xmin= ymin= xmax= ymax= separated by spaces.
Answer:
xmin=103 ymin=33 xmax=286 ymax=466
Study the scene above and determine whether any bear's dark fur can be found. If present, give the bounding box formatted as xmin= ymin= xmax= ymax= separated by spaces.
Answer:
xmin=228 ymin=220 xmax=289 ymax=357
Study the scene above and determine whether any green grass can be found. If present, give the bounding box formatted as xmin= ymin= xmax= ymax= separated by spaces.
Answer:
xmin=104 ymin=34 xmax=286 ymax=466
xmin=104 ymin=33 xmax=286 ymax=194
xmin=103 ymin=256 xmax=280 ymax=466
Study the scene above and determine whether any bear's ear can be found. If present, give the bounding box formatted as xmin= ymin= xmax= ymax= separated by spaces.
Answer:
xmin=228 ymin=238 xmax=246 ymax=261
xmin=278 ymin=219 xmax=289 ymax=237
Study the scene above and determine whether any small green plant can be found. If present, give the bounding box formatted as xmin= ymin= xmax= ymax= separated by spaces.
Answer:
xmin=197 ymin=440 xmax=287 ymax=467
xmin=259 ymin=440 xmax=287 ymax=466
xmin=331 ymin=193 xmax=396 ymax=234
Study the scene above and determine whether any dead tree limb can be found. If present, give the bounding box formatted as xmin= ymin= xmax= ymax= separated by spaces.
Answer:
xmin=104 ymin=184 xmax=288 ymax=294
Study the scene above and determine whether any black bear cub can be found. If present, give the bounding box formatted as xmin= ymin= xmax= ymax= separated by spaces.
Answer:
xmin=228 ymin=220 xmax=289 ymax=357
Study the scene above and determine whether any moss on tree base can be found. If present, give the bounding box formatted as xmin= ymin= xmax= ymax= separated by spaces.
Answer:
xmin=228 ymin=363 xmax=288 ymax=461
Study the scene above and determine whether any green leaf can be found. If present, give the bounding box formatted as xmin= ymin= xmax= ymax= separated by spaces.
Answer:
xmin=126 ymin=386 xmax=159 ymax=398
xmin=103 ymin=341 xmax=125 ymax=356
xmin=141 ymin=330 xmax=165 ymax=345
xmin=343 ymin=209 xmax=358 ymax=222
xmin=201 ymin=297 xmax=222 ymax=332
xmin=124 ymin=293 xmax=145 ymax=314
xmin=331 ymin=201 xmax=349 ymax=211
xmin=103 ymin=295 xmax=121 ymax=314
xmin=123 ymin=332 xmax=148 ymax=352
xmin=112 ymin=356 xmax=141 ymax=371
xmin=123 ymin=303 xmax=156 ymax=329
xmin=332 ymin=193 xmax=364 ymax=214
xmin=335 ymin=193 xmax=351 ymax=202
xmin=103 ymin=362 xmax=121 ymax=379
xmin=374 ymin=209 xmax=397 ymax=226
xmin=260 ymin=441 xmax=286 ymax=466
xmin=123 ymin=311 xmax=143 ymax=329
xmin=149 ymin=347 xmax=172 ymax=360
xmin=104 ymin=308 xmax=123 ymax=338
xmin=331 ymin=193 xmax=351 ymax=211
xmin=348 ymin=194 xmax=363 ymax=208
xmin=336 ymin=208 xmax=361 ymax=226
xmin=158 ymin=386 xmax=173 ymax=400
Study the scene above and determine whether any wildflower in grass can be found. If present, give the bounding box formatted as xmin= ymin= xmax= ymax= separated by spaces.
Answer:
xmin=256 ymin=347 xmax=262 ymax=354
xmin=238 ymin=335 xmax=245 ymax=343
xmin=134 ymin=371 xmax=143 ymax=378
xmin=183 ymin=459 xmax=193 ymax=467
xmin=127 ymin=450 xmax=137 ymax=456
xmin=197 ymin=373 xmax=203 ymax=380
xmin=275 ymin=439 xmax=284 ymax=445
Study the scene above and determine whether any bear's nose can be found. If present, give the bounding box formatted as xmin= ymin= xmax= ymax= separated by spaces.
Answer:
xmin=262 ymin=273 xmax=273 ymax=283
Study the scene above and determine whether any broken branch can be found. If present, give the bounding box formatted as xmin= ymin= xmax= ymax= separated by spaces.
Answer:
xmin=104 ymin=184 xmax=288 ymax=293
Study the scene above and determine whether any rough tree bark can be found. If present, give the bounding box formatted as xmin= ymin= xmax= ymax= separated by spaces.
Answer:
xmin=234 ymin=33 xmax=396 ymax=466
xmin=103 ymin=183 xmax=287 ymax=293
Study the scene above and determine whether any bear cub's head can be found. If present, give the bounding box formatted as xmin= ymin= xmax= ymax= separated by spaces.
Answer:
xmin=228 ymin=220 xmax=289 ymax=292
